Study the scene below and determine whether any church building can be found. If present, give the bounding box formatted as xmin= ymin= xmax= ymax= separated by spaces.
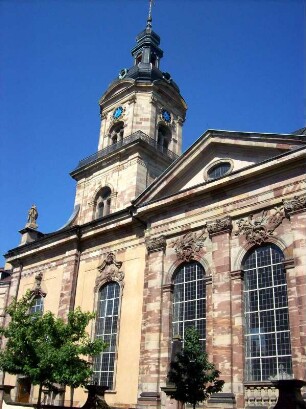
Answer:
xmin=2 ymin=8 xmax=306 ymax=409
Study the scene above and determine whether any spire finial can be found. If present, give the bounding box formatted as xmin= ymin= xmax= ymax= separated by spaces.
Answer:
xmin=147 ymin=0 xmax=153 ymax=28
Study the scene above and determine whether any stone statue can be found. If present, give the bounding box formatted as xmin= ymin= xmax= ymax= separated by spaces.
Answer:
xmin=26 ymin=204 xmax=38 ymax=229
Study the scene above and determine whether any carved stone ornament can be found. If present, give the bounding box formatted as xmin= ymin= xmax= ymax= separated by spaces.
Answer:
xmin=283 ymin=194 xmax=306 ymax=214
xmin=146 ymin=235 xmax=166 ymax=253
xmin=235 ymin=206 xmax=285 ymax=245
xmin=207 ymin=216 xmax=232 ymax=237
xmin=31 ymin=272 xmax=46 ymax=298
xmin=173 ymin=230 xmax=206 ymax=262
xmin=95 ymin=252 xmax=124 ymax=290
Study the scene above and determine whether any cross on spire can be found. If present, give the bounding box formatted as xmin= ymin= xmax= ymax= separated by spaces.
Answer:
xmin=147 ymin=0 xmax=154 ymax=28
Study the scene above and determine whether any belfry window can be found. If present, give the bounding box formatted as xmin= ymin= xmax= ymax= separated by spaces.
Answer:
xmin=109 ymin=122 xmax=124 ymax=145
xmin=243 ymin=244 xmax=292 ymax=381
xmin=157 ymin=124 xmax=171 ymax=151
xmin=150 ymin=53 xmax=157 ymax=67
xmin=135 ymin=53 xmax=142 ymax=65
xmin=95 ymin=187 xmax=111 ymax=219
xmin=172 ymin=262 xmax=206 ymax=348
xmin=93 ymin=282 xmax=120 ymax=389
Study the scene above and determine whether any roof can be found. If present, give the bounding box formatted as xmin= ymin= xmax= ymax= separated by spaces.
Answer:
xmin=292 ymin=127 xmax=306 ymax=136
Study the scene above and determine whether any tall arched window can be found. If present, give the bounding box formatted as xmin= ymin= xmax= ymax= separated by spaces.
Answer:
xmin=172 ymin=262 xmax=206 ymax=347
xmin=243 ymin=244 xmax=292 ymax=381
xmin=93 ymin=282 xmax=120 ymax=389
xmin=95 ymin=187 xmax=111 ymax=219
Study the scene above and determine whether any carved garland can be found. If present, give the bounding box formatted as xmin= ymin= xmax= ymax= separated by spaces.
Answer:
xmin=172 ymin=230 xmax=207 ymax=262
xmin=95 ymin=252 xmax=124 ymax=291
xmin=235 ymin=206 xmax=285 ymax=245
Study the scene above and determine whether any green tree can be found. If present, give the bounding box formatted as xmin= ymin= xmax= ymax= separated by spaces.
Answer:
xmin=0 ymin=291 xmax=105 ymax=408
xmin=167 ymin=327 xmax=224 ymax=409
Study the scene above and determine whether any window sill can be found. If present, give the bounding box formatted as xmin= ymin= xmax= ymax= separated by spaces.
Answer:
xmin=244 ymin=381 xmax=274 ymax=387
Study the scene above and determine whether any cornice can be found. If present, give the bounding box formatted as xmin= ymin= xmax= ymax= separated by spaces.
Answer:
xmin=70 ymin=134 xmax=174 ymax=180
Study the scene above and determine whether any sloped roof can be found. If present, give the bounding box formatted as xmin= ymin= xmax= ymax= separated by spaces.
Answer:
xmin=133 ymin=129 xmax=306 ymax=206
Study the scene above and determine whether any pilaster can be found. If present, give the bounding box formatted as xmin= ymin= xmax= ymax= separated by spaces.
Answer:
xmin=283 ymin=194 xmax=306 ymax=379
xmin=57 ymin=244 xmax=80 ymax=319
xmin=207 ymin=217 xmax=236 ymax=408
xmin=137 ymin=235 xmax=167 ymax=409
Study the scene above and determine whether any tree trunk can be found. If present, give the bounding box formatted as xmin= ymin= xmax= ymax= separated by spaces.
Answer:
xmin=37 ymin=383 xmax=43 ymax=409
xmin=70 ymin=387 xmax=74 ymax=407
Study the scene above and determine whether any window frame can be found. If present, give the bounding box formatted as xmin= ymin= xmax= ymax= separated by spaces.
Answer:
xmin=243 ymin=244 xmax=292 ymax=381
xmin=93 ymin=281 xmax=120 ymax=389
xmin=203 ymin=159 xmax=233 ymax=181
xmin=172 ymin=261 xmax=206 ymax=348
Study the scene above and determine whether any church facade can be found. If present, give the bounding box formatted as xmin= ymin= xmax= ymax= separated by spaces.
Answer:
xmin=2 ymin=13 xmax=306 ymax=409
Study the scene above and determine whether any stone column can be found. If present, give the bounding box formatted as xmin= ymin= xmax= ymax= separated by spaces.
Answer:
xmin=283 ymin=194 xmax=306 ymax=380
xmin=207 ymin=217 xmax=236 ymax=408
xmin=137 ymin=236 xmax=166 ymax=409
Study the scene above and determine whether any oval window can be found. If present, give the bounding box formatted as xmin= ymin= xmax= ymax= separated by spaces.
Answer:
xmin=207 ymin=162 xmax=231 ymax=180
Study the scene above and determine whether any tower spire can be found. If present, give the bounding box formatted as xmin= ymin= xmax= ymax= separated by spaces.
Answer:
xmin=147 ymin=0 xmax=153 ymax=28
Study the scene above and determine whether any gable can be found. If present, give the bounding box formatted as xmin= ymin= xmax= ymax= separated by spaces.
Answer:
xmin=134 ymin=130 xmax=306 ymax=204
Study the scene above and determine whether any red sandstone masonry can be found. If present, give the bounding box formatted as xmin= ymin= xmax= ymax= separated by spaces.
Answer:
xmin=287 ymin=211 xmax=306 ymax=379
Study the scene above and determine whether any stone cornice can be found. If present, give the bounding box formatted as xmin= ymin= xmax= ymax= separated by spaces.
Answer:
xmin=133 ymin=147 xmax=306 ymax=209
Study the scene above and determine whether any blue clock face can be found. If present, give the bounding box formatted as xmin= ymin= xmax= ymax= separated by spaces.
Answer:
xmin=113 ymin=106 xmax=123 ymax=119
xmin=162 ymin=109 xmax=171 ymax=123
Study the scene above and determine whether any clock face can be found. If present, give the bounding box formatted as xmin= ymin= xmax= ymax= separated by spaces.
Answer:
xmin=162 ymin=109 xmax=171 ymax=123
xmin=113 ymin=106 xmax=123 ymax=119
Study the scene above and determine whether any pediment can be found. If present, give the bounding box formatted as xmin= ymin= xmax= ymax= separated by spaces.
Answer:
xmin=99 ymin=78 xmax=135 ymax=106
xmin=134 ymin=130 xmax=306 ymax=204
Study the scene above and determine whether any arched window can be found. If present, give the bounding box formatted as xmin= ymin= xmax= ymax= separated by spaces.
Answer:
xmin=243 ymin=244 xmax=292 ymax=381
xmin=157 ymin=124 xmax=171 ymax=151
xmin=109 ymin=122 xmax=124 ymax=144
xmin=30 ymin=296 xmax=44 ymax=315
xmin=93 ymin=282 xmax=120 ymax=388
xmin=95 ymin=187 xmax=111 ymax=219
xmin=172 ymin=262 xmax=206 ymax=348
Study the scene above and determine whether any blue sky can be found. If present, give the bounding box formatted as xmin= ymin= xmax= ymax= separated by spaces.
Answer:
xmin=0 ymin=0 xmax=305 ymax=266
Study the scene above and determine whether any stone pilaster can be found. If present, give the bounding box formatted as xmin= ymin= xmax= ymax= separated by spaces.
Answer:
xmin=230 ymin=269 xmax=244 ymax=409
xmin=208 ymin=217 xmax=236 ymax=408
xmin=57 ymin=249 xmax=80 ymax=319
xmin=283 ymin=194 xmax=306 ymax=379
xmin=137 ymin=236 xmax=167 ymax=409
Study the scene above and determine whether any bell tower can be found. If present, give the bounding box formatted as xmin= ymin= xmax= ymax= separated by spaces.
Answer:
xmin=70 ymin=9 xmax=187 ymax=225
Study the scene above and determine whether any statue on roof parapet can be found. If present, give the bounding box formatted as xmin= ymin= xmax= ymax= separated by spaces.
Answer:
xmin=26 ymin=204 xmax=38 ymax=229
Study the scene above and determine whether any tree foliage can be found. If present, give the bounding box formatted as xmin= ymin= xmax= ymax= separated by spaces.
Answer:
xmin=167 ymin=327 xmax=224 ymax=409
xmin=0 ymin=291 xmax=105 ymax=407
